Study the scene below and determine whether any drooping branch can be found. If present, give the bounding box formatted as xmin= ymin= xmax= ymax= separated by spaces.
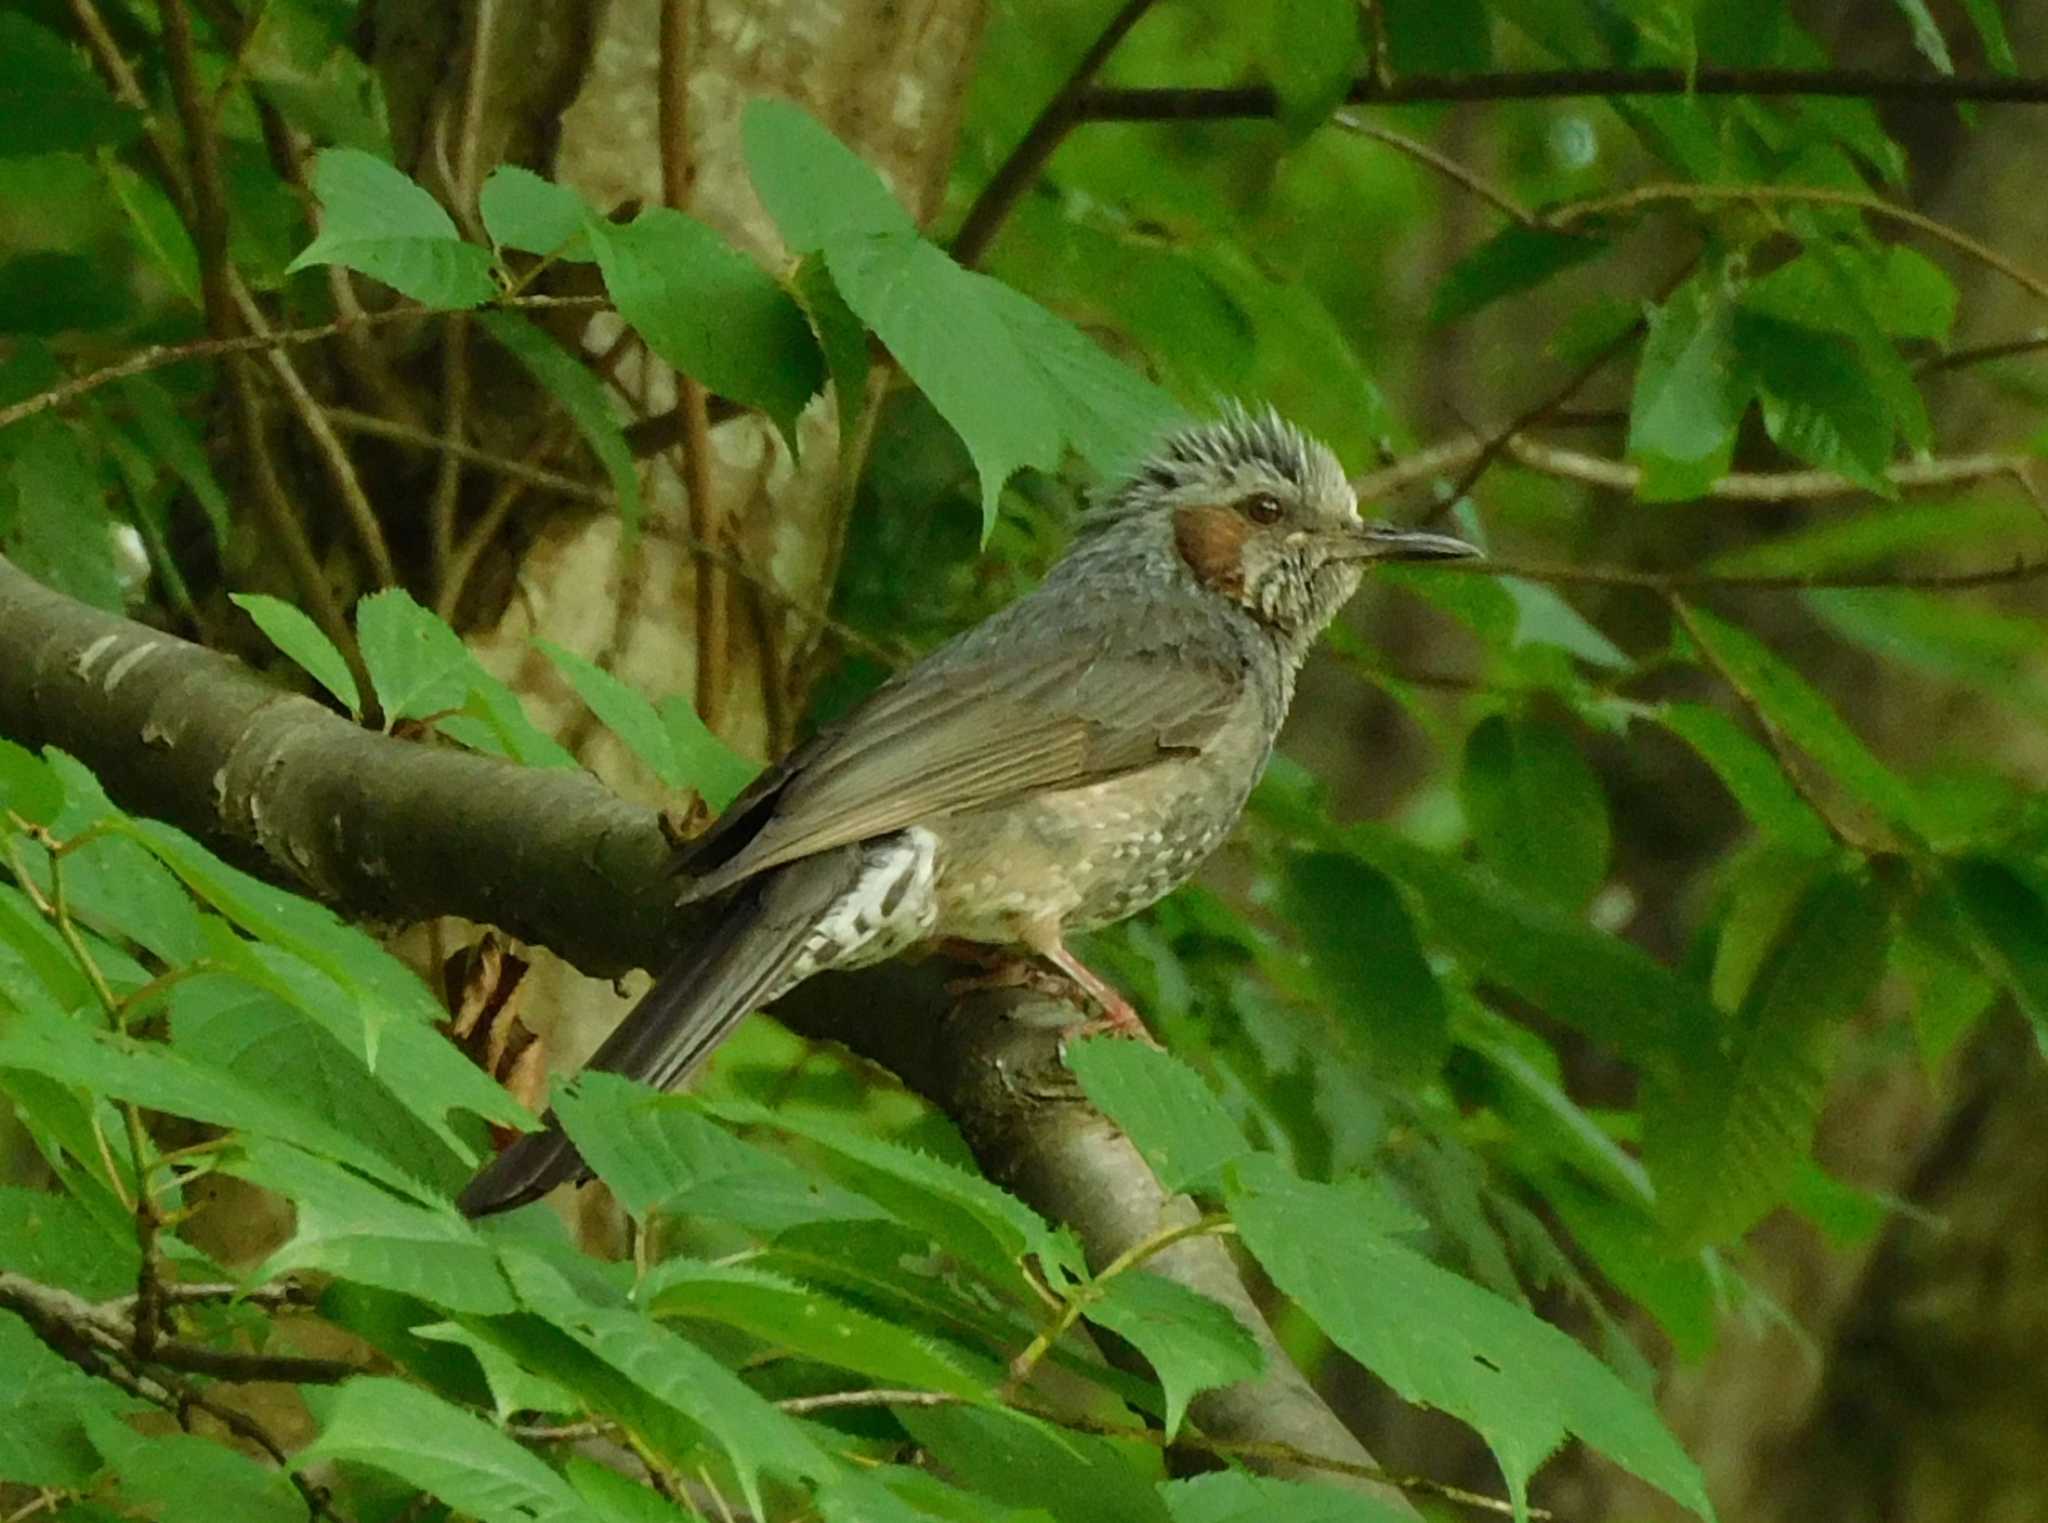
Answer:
xmin=0 ymin=553 xmax=1413 ymax=1514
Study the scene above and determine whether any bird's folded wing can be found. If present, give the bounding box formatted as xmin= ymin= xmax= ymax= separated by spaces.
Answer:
xmin=679 ymin=639 xmax=1245 ymax=900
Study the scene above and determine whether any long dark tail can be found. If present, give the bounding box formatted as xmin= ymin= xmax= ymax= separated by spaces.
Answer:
xmin=456 ymin=852 xmax=858 ymax=1217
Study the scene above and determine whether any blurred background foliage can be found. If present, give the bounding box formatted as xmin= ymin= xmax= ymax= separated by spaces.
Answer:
xmin=4 ymin=0 xmax=2048 ymax=1520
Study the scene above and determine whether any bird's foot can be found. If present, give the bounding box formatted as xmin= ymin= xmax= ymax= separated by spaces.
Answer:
xmin=943 ymin=951 xmax=1075 ymax=1004
xmin=1063 ymin=999 xmax=1163 ymax=1051
xmin=1037 ymin=941 xmax=1160 ymax=1048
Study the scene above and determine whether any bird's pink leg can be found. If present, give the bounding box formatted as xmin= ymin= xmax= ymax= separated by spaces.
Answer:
xmin=1036 ymin=939 xmax=1158 ymax=1046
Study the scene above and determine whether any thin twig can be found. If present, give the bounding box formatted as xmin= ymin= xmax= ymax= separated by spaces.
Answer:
xmin=326 ymin=406 xmax=898 ymax=661
xmin=1666 ymin=596 xmax=1867 ymax=852
xmin=1544 ymin=182 xmax=2048 ymax=308
xmin=162 ymin=0 xmax=397 ymax=590
xmin=951 ymin=0 xmax=1161 ymax=267
xmin=0 ymin=1271 xmax=363 ymax=1387
xmin=1333 ymin=111 xmax=1534 ymax=225
xmin=511 ymin=1386 xmax=1538 ymax=1518
xmin=1074 ymin=68 xmax=2048 ymax=122
xmin=1433 ymin=552 xmax=2048 ymax=593
xmin=1005 ymin=1215 xmax=1234 ymax=1391
xmin=658 ymin=2 xmax=730 ymax=735
xmin=0 ymin=295 xmax=607 ymax=434
xmin=1348 ymin=430 xmax=2039 ymax=506
xmin=1917 ymin=331 xmax=2048 ymax=376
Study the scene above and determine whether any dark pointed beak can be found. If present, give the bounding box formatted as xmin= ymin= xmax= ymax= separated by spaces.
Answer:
xmin=1333 ymin=523 xmax=1482 ymax=562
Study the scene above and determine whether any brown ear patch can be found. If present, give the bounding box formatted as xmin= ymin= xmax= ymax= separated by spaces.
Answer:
xmin=1173 ymin=504 xmax=1251 ymax=599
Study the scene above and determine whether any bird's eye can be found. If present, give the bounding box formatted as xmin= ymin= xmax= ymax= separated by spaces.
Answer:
xmin=1239 ymin=492 xmax=1284 ymax=525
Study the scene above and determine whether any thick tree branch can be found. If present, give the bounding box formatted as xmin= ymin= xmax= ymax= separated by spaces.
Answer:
xmin=0 ymin=554 xmax=1410 ymax=1512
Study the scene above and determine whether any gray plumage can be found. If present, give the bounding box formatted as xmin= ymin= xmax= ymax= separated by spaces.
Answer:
xmin=458 ymin=407 xmax=1476 ymax=1216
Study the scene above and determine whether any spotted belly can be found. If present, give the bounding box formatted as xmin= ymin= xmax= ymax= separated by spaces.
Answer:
xmin=928 ymin=761 xmax=1248 ymax=945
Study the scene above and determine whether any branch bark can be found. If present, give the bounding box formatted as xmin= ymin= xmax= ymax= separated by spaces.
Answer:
xmin=0 ymin=553 xmax=1413 ymax=1514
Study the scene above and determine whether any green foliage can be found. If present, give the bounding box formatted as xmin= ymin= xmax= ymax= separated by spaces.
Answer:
xmin=8 ymin=3 xmax=2048 ymax=1521
xmin=477 ymin=312 xmax=642 ymax=540
xmin=287 ymin=149 xmax=499 ymax=308
xmin=537 ymin=641 xmax=760 ymax=808
xmin=232 ymin=592 xmax=362 ymax=716
xmin=744 ymin=100 xmax=1181 ymax=532
xmin=1231 ymin=1159 xmax=1711 ymax=1519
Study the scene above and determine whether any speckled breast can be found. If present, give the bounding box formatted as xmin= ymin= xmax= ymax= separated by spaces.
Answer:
xmin=928 ymin=725 xmax=1274 ymax=945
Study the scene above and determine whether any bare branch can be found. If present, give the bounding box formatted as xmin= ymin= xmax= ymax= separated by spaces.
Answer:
xmin=950 ymin=0 xmax=1161 ymax=267
xmin=0 ymin=295 xmax=606 ymax=435
xmin=1334 ymin=112 xmax=1534 ymax=226
xmin=1074 ymin=68 xmax=2048 ymax=122
xmin=0 ymin=1271 xmax=363 ymax=1387
xmin=1544 ymin=182 xmax=2048 ymax=309
xmin=1351 ymin=431 xmax=2038 ymax=507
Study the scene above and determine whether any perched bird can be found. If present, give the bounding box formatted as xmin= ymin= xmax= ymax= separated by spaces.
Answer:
xmin=458 ymin=407 xmax=1476 ymax=1216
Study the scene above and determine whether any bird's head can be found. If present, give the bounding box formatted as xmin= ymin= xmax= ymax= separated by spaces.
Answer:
xmin=1099 ymin=407 xmax=1478 ymax=640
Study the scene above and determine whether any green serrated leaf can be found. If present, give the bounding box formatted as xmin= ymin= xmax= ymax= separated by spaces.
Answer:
xmin=641 ymin=1257 xmax=988 ymax=1395
xmin=743 ymin=99 xmax=1179 ymax=533
xmin=85 ymin=1408 xmax=307 ymax=1523
xmin=1459 ymin=715 xmax=1610 ymax=908
xmin=1064 ymin=1036 xmax=1250 ymax=1194
xmin=0 ymin=15 xmax=141 ymax=158
xmin=655 ymin=696 xmax=760 ymax=811
xmin=170 ymin=971 xmax=467 ymax=1190
xmin=229 ymin=1138 xmax=512 ymax=1311
xmin=706 ymin=1096 xmax=1080 ymax=1292
xmin=0 ymin=1004 xmax=418 ymax=1194
xmin=1627 ymin=281 xmax=1749 ymax=501
xmin=1229 ymin=1157 xmax=1712 ymax=1520
xmin=0 ymin=738 xmax=62 ymax=824
xmin=1946 ymin=856 xmax=2048 ymax=1050
xmin=289 ymin=148 xmax=497 ymax=307
xmin=0 ymin=1186 xmax=139 ymax=1297
xmin=232 ymin=592 xmax=362 ymax=716
xmin=0 ymin=1313 xmax=143 ymax=1485
xmin=302 ymin=1377 xmax=589 ymax=1523
xmin=449 ymin=671 xmax=582 ymax=769
xmin=1959 ymin=0 xmax=2017 ymax=71
xmin=1889 ymin=0 xmax=1955 ymax=72
xmin=107 ymin=160 xmax=202 ymax=306
xmin=117 ymin=376 xmax=231 ymax=555
xmin=1706 ymin=498 xmax=2031 ymax=578
xmin=898 ymin=1403 xmax=1172 ymax=1523
xmin=1264 ymin=0 xmax=1360 ymax=133
xmin=566 ymin=1455 xmax=700 ymax=1523
xmin=501 ymin=1248 xmax=830 ymax=1519
xmin=791 ymin=253 xmax=871 ymax=446
xmin=1348 ymin=825 xmax=1719 ymax=1072
xmin=480 ymin=311 xmax=641 ymax=540
xmin=1160 ymin=1470 xmax=1411 ymax=1523
xmin=1733 ymin=313 xmax=1892 ymax=493
xmin=1805 ymin=586 xmax=2048 ymax=723
xmin=586 ymin=207 xmax=823 ymax=447
xmin=1644 ymin=869 xmax=1886 ymax=1245
xmin=1650 ymin=704 xmax=1834 ymax=854
xmin=413 ymin=1321 xmax=581 ymax=1422
xmin=356 ymin=587 xmax=480 ymax=729
xmin=1431 ymin=225 xmax=1607 ymax=328
xmin=555 ymin=1072 xmax=886 ymax=1230
xmin=1084 ymin=1270 xmax=1263 ymax=1438
xmin=5 ymin=418 xmax=121 ymax=611
xmin=1282 ymin=852 xmax=1450 ymax=1079
xmin=535 ymin=639 xmax=681 ymax=785
xmin=479 ymin=166 xmax=593 ymax=259
xmin=1679 ymin=602 xmax=1922 ymax=835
